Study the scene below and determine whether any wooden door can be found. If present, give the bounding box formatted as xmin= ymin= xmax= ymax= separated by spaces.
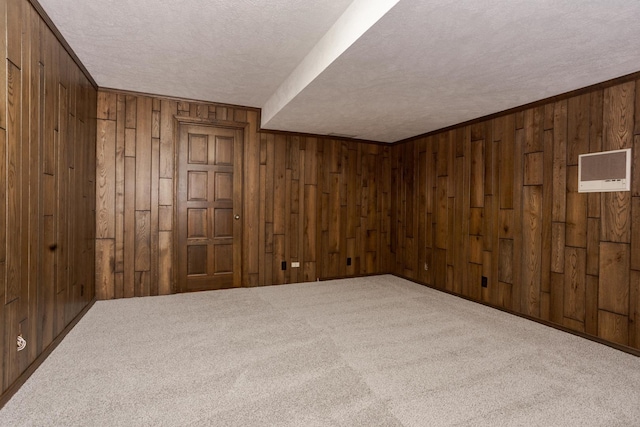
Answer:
xmin=176 ymin=123 xmax=243 ymax=292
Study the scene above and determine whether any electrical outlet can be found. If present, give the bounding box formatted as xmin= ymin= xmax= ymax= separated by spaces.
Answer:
xmin=291 ymin=261 xmax=300 ymax=268
xmin=424 ymin=262 xmax=429 ymax=271
xmin=481 ymin=276 xmax=488 ymax=288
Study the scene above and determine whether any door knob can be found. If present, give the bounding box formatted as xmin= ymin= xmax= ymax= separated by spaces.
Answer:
xmin=234 ymin=214 xmax=240 ymax=220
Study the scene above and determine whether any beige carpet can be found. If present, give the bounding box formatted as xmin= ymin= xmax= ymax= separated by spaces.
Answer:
xmin=1 ymin=275 xmax=639 ymax=426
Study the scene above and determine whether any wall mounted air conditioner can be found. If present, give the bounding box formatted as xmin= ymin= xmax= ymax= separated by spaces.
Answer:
xmin=578 ymin=148 xmax=631 ymax=193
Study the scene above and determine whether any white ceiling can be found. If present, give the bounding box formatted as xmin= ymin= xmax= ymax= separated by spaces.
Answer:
xmin=39 ymin=0 xmax=640 ymax=143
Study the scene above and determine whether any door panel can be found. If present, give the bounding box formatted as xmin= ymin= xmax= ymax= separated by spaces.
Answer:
xmin=177 ymin=123 xmax=243 ymax=292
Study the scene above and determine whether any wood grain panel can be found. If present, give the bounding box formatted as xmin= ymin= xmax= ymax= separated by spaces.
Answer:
xmin=567 ymin=93 xmax=590 ymax=165
xmin=2 ymin=0 xmax=97 ymax=399
xmin=636 ymin=79 xmax=640 ymax=135
xmin=243 ymin=111 xmax=260 ymax=286
xmin=0 ymin=3 xmax=5 ymax=129
xmin=590 ymin=89 xmax=603 ymax=152
xmin=123 ymin=157 xmax=135 ymax=298
xmin=633 ymin=136 xmax=640 ymax=197
xmin=552 ymin=100 xmax=567 ymax=222
xmin=523 ymin=152 xmax=543 ymax=185
xmin=470 ymin=140 xmax=483 ymax=207
xmin=598 ymin=242 xmax=630 ymax=315
xmin=632 ymin=197 xmax=640 ymax=270
xmin=603 ymin=82 xmax=634 ymax=150
xmin=521 ymin=185 xmax=542 ymax=317
xmin=135 ymin=97 xmax=152 ymax=210
xmin=564 ymin=247 xmax=586 ymax=323
xmin=389 ymin=78 xmax=640 ymax=351
xmin=550 ymin=272 xmax=564 ymax=324
xmin=585 ymin=274 xmax=599 ymax=336
xmin=565 ymin=165 xmax=587 ymax=248
xmin=524 ymin=107 xmax=544 ymax=153
xmin=95 ymin=89 xmax=391 ymax=294
xmin=601 ymin=190 xmax=630 ymax=243
xmin=598 ymin=310 xmax=628 ymax=346
xmin=97 ymin=91 xmax=116 ymax=120
xmin=498 ymin=239 xmax=513 ymax=284
xmin=498 ymin=115 xmax=515 ymax=209
xmin=630 ymin=270 xmax=640 ymax=348
xmin=551 ymin=222 xmax=565 ymax=273
xmin=511 ymin=127 xmax=524 ymax=312
xmin=586 ymin=218 xmax=600 ymax=276
xmin=114 ymin=95 xmax=125 ymax=273
xmin=96 ymin=119 xmax=115 ymax=238
xmin=96 ymin=239 xmax=114 ymax=300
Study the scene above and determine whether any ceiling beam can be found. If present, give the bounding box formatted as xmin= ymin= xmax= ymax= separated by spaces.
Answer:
xmin=260 ymin=0 xmax=400 ymax=129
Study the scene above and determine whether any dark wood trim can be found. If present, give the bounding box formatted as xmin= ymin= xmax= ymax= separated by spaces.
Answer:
xmin=0 ymin=298 xmax=98 ymax=409
xmin=394 ymin=69 xmax=640 ymax=146
xmin=173 ymin=115 xmax=248 ymax=129
xmin=318 ymin=272 xmax=384 ymax=282
xmin=100 ymin=87 xmax=262 ymax=115
xmin=393 ymin=273 xmax=640 ymax=358
xmin=28 ymin=0 xmax=98 ymax=89
xmin=258 ymin=127 xmax=387 ymax=146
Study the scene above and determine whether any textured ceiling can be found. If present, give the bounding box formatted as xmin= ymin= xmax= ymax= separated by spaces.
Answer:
xmin=39 ymin=0 xmax=640 ymax=142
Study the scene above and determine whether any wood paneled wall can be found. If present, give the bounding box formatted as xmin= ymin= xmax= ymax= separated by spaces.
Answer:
xmin=95 ymin=90 xmax=392 ymax=298
xmin=0 ymin=0 xmax=97 ymax=398
xmin=391 ymin=78 xmax=640 ymax=351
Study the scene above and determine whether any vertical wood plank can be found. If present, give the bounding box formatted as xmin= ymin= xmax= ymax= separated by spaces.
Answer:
xmin=603 ymin=82 xmax=634 ymax=151
xmin=159 ymin=100 xmax=176 ymax=179
xmin=499 ymin=115 xmax=515 ymax=209
xmin=0 ymin=0 xmax=6 ymax=131
xmin=601 ymin=190 xmax=630 ymax=243
xmin=563 ymin=247 xmax=586 ymax=323
xmin=114 ymin=95 xmax=125 ymax=273
xmin=134 ymin=211 xmax=151 ymax=294
xmin=552 ymin=100 xmax=567 ymax=222
xmin=551 ymin=222 xmax=565 ymax=273
xmin=524 ymin=107 xmax=544 ymax=153
xmin=566 ymin=165 xmax=587 ymax=247
xmin=550 ymin=272 xmax=564 ymax=324
xmin=135 ymin=97 xmax=152 ymax=210
xmin=124 ymin=157 xmax=136 ymax=298
xmin=586 ymin=218 xmax=600 ymax=276
xmin=521 ymin=185 xmax=542 ymax=317
xmin=6 ymin=61 xmax=22 ymax=303
xmin=585 ymin=274 xmax=599 ymax=336
xmin=470 ymin=140 xmax=483 ymax=207
xmin=125 ymin=95 xmax=137 ymax=128
xmin=95 ymin=239 xmax=114 ymax=300
xmin=150 ymin=137 xmax=159 ymax=295
xmin=511 ymin=126 xmax=524 ymax=312
xmin=631 ymin=197 xmax=640 ymax=270
xmin=158 ymin=231 xmax=172 ymax=295
xmin=630 ymin=270 xmax=640 ymax=348
xmin=244 ymin=111 xmax=260 ymax=284
xmin=567 ymin=93 xmax=590 ymax=165
xmin=97 ymin=91 xmax=117 ymax=120
xmin=598 ymin=242 xmax=630 ymax=315
xmin=598 ymin=310 xmax=628 ymax=346
xmin=95 ymin=120 xmax=115 ymax=238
